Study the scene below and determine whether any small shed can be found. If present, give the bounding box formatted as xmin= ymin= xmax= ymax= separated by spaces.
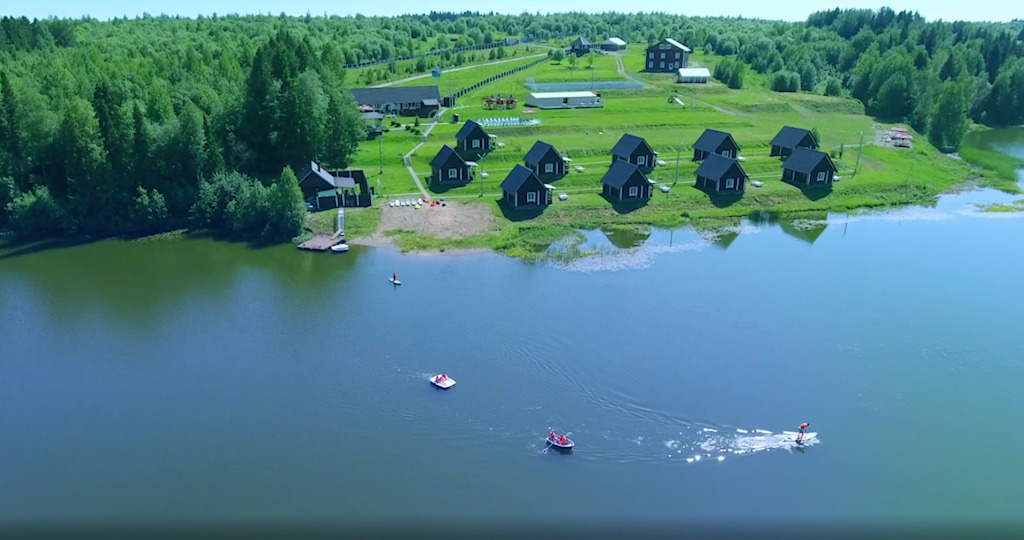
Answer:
xmin=600 ymin=37 xmax=627 ymax=51
xmin=611 ymin=133 xmax=656 ymax=172
xmin=692 ymin=129 xmax=740 ymax=161
xmin=524 ymin=140 xmax=568 ymax=179
xmin=602 ymin=161 xmax=653 ymax=201
xmin=525 ymin=91 xmax=603 ymax=109
xmin=455 ymin=119 xmax=492 ymax=157
xmin=770 ymin=126 xmax=818 ymax=159
xmin=430 ymin=144 xmax=473 ymax=185
xmin=782 ymin=148 xmax=837 ymax=186
xmin=501 ymin=164 xmax=553 ymax=209
xmin=694 ymin=154 xmax=748 ymax=194
xmin=677 ymin=67 xmax=710 ymax=84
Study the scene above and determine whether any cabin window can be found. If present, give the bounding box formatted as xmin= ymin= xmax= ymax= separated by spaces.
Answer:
xmin=722 ymin=150 xmax=730 ymax=158
xmin=660 ymin=43 xmax=669 ymax=49
xmin=659 ymin=61 xmax=664 ymax=69
xmin=544 ymin=163 xmax=554 ymax=173
xmin=448 ymin=168 xmax=458 ymax=179
xmin=526 ymin=191 xmax=537 ymax=203
xmin=472 ymin=139 xmax=481 ymax=149
xmin=726 ymin=178 xmax=735 ymax=189
xmin=817 ymin=171 xmax=826 ymax=182
xmin=647 ymin=61 xmax=653 ymax=69
xmin=636 ymin=156 xmax=646 ymax=166
xmin=675 ymin=52 xmax=680 ymax=59
xmin=660 ymin=52 xmax=665 ymax=59
xmin=628 ymin=186 xmax=639 ymax=198
xmin=563 ymin=98 xmax=569 ymax=104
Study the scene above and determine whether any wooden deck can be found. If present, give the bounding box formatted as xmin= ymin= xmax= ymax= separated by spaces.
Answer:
xmin=298 ymin=234 xmax=346 ymax=252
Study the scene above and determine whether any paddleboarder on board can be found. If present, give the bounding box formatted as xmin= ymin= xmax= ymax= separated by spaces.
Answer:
xmin=796 ymin=422 xmax=809 ymax=445
xmin=393 ymin=273 xmax=397 ymax=282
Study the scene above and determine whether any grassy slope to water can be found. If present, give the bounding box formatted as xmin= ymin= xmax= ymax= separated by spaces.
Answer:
xmin=336 ymin=48 xmax=1016 ymax=258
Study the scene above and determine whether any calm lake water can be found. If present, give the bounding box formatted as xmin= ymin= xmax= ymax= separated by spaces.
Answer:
xmin=2 ymin=134 xmax=1024 ymax=536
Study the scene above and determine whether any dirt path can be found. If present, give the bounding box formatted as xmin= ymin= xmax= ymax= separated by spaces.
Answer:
xmin=613 ymin=52 xmax=650 ymax=88
xmin=373 ymin=53 xmax=549 ymax=88
xmin=402 ymin=113 xmax=445 ymax=199
xmin=352 ymin=200 xmax=497 ymax=251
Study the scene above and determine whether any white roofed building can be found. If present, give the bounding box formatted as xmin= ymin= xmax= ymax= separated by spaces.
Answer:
xmin=677 ymin=67 xmax=711 ymax=83
xmin=600 ymin=37 xmax=627 ymax=51
xmin=525 ymin=91 xmax=604 ymax=109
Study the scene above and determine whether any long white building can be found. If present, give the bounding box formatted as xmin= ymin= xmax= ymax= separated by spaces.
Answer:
xmin=525 ymin=91 xmax=604 ymax=109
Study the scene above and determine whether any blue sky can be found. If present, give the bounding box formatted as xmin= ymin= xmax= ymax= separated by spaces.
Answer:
xmin=5 ymin=0 xmax=1017 ymax=23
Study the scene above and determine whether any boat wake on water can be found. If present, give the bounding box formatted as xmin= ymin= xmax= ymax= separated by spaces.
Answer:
xmin=530 ymin=425 xmax=820 ymax=463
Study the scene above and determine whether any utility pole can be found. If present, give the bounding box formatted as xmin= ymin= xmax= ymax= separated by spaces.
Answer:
xmin=853 ymin=131 xmax=864 ymax=176
xmin=674 ymin=146 xmax=681 ymax=185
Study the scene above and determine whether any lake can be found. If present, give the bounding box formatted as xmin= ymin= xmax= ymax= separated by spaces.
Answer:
xmin=2 ymin=136 xmax=1024 ymax=537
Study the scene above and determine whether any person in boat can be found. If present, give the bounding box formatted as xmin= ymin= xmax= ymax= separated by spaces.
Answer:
xmin=558 ymin=434 xmax=568 ymax=445
xmin=549 ymin=431 xmax=557 ymax=441
xmin=796 ymin=422 xmax=809 ymax=445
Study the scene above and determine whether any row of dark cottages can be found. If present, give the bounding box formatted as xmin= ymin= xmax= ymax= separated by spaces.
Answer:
xmin=427 ymin=119 xmax=836 ymax=209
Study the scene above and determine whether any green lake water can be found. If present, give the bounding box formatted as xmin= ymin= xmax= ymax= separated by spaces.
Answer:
xmin=2 ymin=134 xmax=1024 ymax=536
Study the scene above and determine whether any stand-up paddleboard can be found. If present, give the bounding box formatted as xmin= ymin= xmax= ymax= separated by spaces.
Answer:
xmin=389 ymin=277 xmax=402 ymax=285
xmin=782 ymin=431 xmax=817 ymax=444
xmin=430 ymin=374 xmax=455 ymax=389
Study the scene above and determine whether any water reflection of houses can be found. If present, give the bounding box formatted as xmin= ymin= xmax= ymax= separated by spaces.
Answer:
xmin=600 ymin=226 xmax=652 ymax=249
xmin=749 ymin=210 xmax=827 ymax=244
xmin=297 ymin=161 xmax=373 ymax=210
xmin=778 ymin=215 xmax=828 ymax=244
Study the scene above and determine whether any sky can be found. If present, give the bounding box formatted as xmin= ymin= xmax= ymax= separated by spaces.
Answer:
xmin=4 ymin=0 xmax=1019 ymax=24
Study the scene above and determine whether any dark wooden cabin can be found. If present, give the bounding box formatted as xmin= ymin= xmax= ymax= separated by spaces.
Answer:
xmin=601 ymin=160 xmax=653 ymax=201
xmin=770 ymin=126 xmax=818 ymax=159
xmin=782 ymin=148 xmax=837 ymax=186
xmin=694 ymin=153 xmax=748 ymax=194
xmin=692 ymin=128 xmax=740 ymax=161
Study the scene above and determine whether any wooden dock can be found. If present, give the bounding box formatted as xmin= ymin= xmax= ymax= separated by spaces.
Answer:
xmin=298 ymin=234 xmax=346 ymax=252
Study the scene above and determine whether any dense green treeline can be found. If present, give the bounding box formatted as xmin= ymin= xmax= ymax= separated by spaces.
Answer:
xmin=1 ymin=9 xmax=1023 ymax=239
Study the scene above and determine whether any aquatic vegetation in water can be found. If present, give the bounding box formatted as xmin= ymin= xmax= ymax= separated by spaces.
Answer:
xmin=974 ymin=200 xmax=1024 ymax=213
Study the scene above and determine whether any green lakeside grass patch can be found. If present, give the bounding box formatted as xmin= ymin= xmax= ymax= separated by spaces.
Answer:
xmin=306 ymin=205 xmax=383 ymax=239
xmin=975 ymin=200 xmax=1024 ymax=212
xmin=959 ymin=146 xmax=1024 ymax=189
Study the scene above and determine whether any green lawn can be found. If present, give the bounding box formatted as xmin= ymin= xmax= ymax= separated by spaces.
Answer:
xmin=343 ymin=45 xmax=1010 ymax=257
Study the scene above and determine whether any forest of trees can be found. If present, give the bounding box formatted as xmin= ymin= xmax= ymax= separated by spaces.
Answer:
xmin=1 ymin=9 xmax=1023 ymax=239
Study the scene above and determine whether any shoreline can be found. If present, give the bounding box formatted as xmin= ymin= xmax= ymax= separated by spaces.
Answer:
xmin=3 ymin=177 xmax=1019 ymax=257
